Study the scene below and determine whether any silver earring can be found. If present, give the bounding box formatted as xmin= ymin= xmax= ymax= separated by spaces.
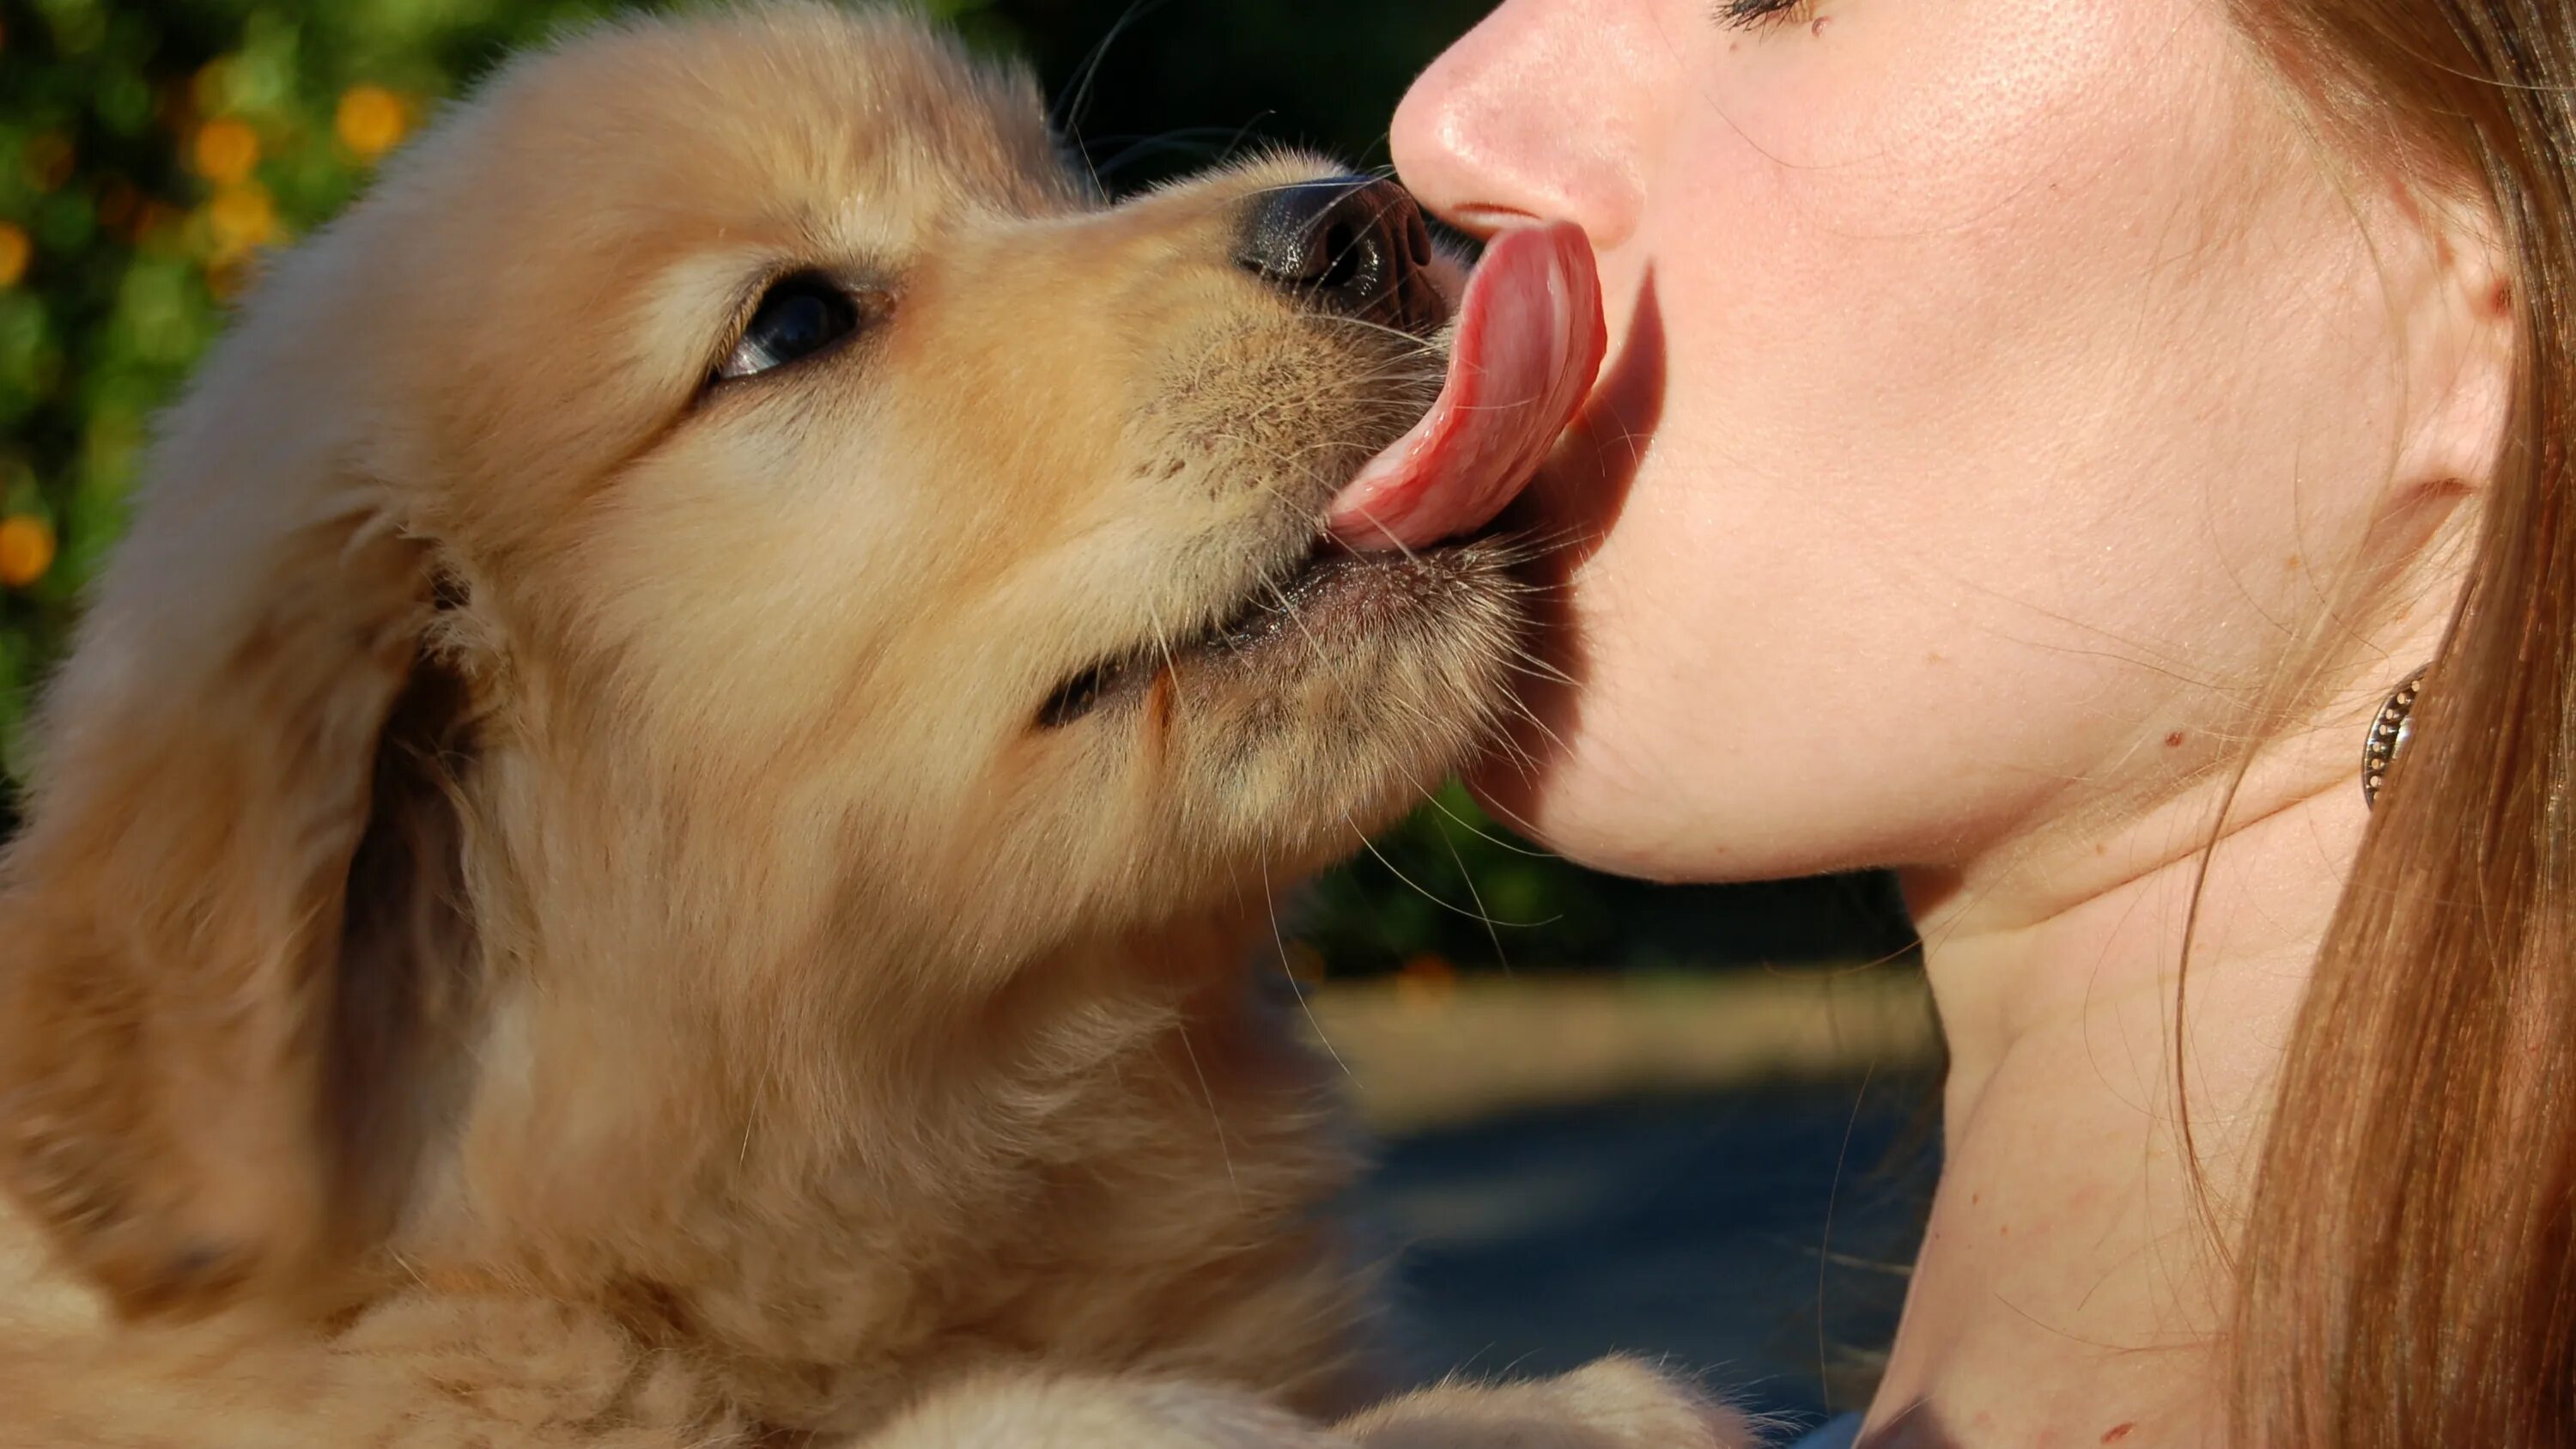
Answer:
xmin=2362 ymin=664 xmax=2429 ymax=810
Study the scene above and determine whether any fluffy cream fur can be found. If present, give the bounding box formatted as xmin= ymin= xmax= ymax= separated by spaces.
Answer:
xmin=0 ymin=6 xmax=1751 ymax=1445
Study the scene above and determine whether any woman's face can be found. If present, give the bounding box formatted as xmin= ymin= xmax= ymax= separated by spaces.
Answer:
xmin=1397 ymin=0 xmax=2450 ymax=882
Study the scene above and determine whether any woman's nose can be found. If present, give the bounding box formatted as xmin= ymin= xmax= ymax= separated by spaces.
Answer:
xmin=1390 ymin=0 xmax=1654 ymax=250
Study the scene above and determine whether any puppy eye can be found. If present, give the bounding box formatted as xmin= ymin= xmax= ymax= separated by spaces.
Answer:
xmin=716 ymin=274 xmax=862 ymax=381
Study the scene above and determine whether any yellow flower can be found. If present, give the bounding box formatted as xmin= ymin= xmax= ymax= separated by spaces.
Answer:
xmin=0 ymin=515 xmax=56 ymax=589
xmin=0 ymin=222 xmax=27 ymax=289
xmin=191 ymin=117 xmax=260 ymax=186
xmin=336 ymin=85 xmax=409 ymax=161
xmin=207 ymin=181 xmax=277 ymax=259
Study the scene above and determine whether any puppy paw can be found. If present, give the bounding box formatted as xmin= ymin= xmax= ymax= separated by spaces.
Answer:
xmin=866 ymin=1372 xmax=1360 ymax=1449
xmin=1334 ymin=1355 xmax=1758 ymax=1449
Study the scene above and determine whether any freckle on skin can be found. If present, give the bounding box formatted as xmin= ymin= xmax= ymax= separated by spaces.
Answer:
xmin=2164 ymin=731 xmax=2185 ymax=748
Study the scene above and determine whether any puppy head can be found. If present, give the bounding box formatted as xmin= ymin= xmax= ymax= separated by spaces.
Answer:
xmin=0 ymin=3 xmax=1531 ymax=1318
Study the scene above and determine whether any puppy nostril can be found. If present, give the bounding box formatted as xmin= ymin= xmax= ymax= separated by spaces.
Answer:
xmin=1315 ymin=227 xmax=1378 ymax=295
xmin=1321 ymin=222 xmax=1358 ymax=276
xmin=1236 ymin=177 xmax=1433 ymax=331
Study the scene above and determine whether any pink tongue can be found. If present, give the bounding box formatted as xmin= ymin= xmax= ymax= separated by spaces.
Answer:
xmin=1325 ymin=221 xmax=1605 ymax=551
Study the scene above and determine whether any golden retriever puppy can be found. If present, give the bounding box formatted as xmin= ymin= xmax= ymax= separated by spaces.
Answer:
xmin=0 ymin=5 xmax=1748 ymax=1446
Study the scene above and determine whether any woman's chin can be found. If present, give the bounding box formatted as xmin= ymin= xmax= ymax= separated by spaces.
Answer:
xmin=1463 ymin=747 xmax=1678 ymax=885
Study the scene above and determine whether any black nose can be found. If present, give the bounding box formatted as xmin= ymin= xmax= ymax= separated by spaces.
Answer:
xmin=1236 ymin=177 xmax=1439 ymax=332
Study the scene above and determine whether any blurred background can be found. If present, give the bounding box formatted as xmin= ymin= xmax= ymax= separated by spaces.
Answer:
xmin=0 ymin=0 xmax=1935 ymax=1431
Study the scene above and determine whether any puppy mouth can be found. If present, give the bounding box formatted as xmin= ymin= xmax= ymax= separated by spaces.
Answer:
xmin=1036 ymin=217 xmax=1605 ymax=732
xmin=1323 ymin=222 xmax=1604 ymax=551
xmin=1037 ymin=536 xmax=1492 ymax=728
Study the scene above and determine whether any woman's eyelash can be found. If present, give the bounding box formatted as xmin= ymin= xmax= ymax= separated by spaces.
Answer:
xmin=1716 ymin=0 xmax=1815 ymax=31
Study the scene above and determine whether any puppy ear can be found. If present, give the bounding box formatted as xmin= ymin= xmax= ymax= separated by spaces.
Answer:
xmin=0 ymin=423 xmax=479 ymax=1318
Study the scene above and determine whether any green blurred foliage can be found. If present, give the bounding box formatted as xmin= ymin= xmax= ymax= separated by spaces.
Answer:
xmin=1296 ymin=779 xmax=1915 ymax=977
xmin=0 ymin=0 xmax=1913 ymax=974
xmin=0 ymin=0 xmax=564 ymax=776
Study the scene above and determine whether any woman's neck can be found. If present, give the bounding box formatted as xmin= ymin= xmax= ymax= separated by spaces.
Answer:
xmin=1866 ymin=714 xmax=2372 ymax=1446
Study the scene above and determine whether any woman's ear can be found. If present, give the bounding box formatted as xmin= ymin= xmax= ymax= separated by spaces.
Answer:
xmin=2392 ymin=183 xmax=2519 ymax=498
xmin=0 ymin=400 xmax=482 ymax=1318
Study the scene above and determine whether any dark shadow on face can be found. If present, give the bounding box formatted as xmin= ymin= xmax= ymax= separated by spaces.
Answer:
xmin=1468 ymin=264 xmax=1665 ymax=830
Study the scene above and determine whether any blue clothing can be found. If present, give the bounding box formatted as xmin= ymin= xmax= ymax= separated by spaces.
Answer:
xmin=1792 ymin=1413 xmax=1865 ymax=1449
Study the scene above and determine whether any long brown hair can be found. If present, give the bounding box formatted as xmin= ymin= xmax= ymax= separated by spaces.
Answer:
xmin=2227 ymin=2 xmax=2576 ymax=1442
